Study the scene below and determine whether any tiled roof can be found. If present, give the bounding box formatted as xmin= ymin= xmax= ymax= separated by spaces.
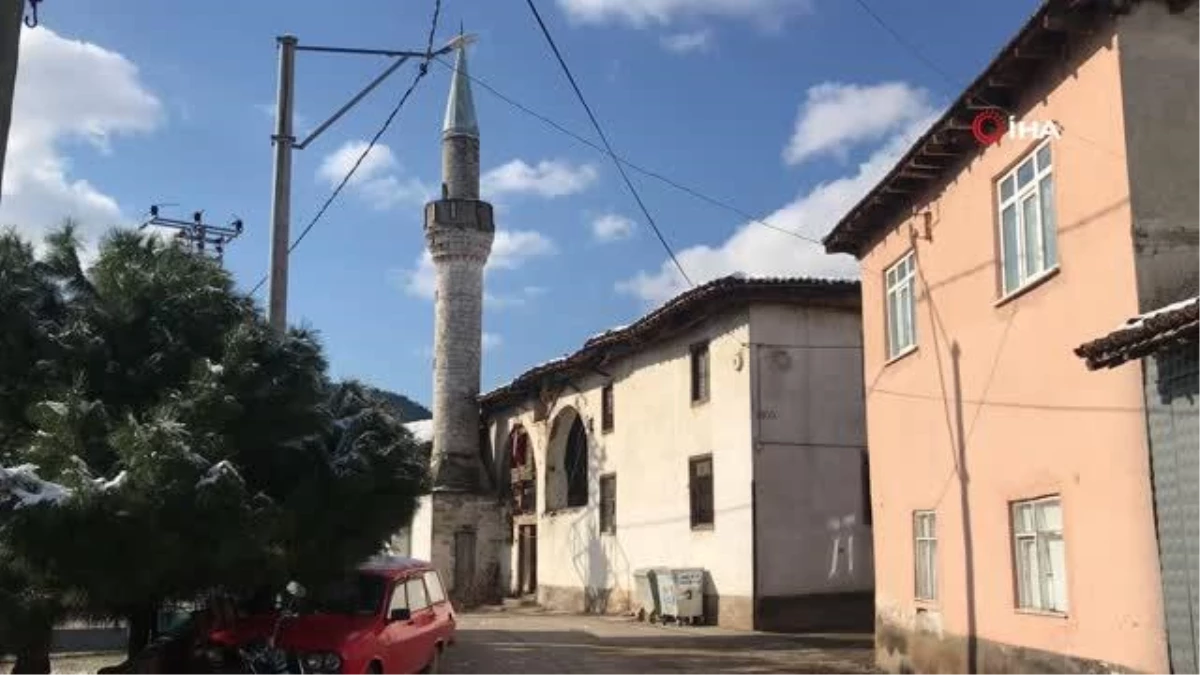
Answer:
xmin=479 ymin=275 xmax=860 ymax=408
xmin=822 ymin=0 xmax=1168 ymax=257
xmin=1074 ymin=297 xmax=1199 ymax=369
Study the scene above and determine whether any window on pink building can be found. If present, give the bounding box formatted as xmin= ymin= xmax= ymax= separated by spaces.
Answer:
xmin=886 ymin=252 xmax=917 ymax=359
xmin=1012 ymin=496 xmax=1068 ymax=613
xmin=914 ymin=511 xmax=937 ymax=601
xmin=998 ymin=141 xmax=1058 ymax=295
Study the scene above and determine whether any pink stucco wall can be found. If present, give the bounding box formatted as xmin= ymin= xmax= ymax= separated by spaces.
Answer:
xmin=860 ymin=28 xmax=1169 ymax=673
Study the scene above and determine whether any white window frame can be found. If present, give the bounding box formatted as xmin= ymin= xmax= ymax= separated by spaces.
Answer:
xmin=914 ymin=511 xmax=937 ymax=601
xmin=885 ymin=251 xmax=917 ymax=359
xmin=997 ymin=140 xmax=1057 ymax=295
xmin=1011 ymin=496 xmax=1069 ymax=614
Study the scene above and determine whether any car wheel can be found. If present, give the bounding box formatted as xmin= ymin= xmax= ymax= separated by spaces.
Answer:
xmin=367 ymin=660 xmax=383 ymax=674
xmin=421 ymin=645 xmax=442 ymax=674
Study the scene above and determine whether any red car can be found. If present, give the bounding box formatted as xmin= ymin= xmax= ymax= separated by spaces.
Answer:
xmin=203 ymin=556 xmax=456 ymax=674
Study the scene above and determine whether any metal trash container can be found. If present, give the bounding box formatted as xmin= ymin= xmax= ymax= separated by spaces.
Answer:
xmin=633 ymin=569 xmax=660 ymax=621
xmin=652 ymin=567 xmax=680 ymax=622
xmin=671 ymin=568 xmax=705 ymax=624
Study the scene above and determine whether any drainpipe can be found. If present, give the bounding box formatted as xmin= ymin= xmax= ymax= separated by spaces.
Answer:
xmin=748 ymin=342 xmax=761 ymax=630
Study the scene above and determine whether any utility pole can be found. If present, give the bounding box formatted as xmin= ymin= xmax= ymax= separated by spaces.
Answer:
xmin=263 ymin=34 xmax=459 ymax=333
xmin=267 ymin=35 xmax=296 ymax=333
xmin=0 ymin=0 xmax=27 ymax=205
xmin=140 ymin=205 xmax=245 ymax=265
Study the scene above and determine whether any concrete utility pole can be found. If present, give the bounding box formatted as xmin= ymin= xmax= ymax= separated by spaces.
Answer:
xmin=267 ymin=35 xmax=297 ymax=333
xmin=0 ymin=0 xmax=27 ymax=205
xmin=264 ymin=34 xmax=459 ymax=333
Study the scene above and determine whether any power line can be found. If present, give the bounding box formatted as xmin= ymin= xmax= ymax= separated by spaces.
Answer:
xmin=431 ymin=56 xmax=827 ymax=248
xmin=850 ymin=0 xmax=961 ymax=90
xmin=849 ymin=0 xmax=1124 ymax=162
xmin=523 ymin=0 xmax=694 ymax=287
xmin=249 ymin=0 xmax=443 ymax=297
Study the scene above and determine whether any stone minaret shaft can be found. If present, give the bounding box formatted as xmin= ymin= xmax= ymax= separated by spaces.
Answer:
xmin=424 ymin=42 xmax=494 ymax=491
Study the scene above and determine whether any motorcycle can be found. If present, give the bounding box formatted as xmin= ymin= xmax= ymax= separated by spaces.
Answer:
xmin=195 ymin=581 xmax=307 ymax=674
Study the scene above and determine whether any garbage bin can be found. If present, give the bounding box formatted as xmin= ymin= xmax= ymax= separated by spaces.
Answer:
xmin=671 ymin=568 xmax=705 ymax=624
xmin=651 ymin=567 xmax=679 ymax=621
xmin=633 ymin=569 xmax=660 ymax=621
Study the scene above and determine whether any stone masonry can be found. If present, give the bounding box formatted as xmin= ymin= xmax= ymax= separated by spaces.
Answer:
xmin=419 ymin=38 xmax=506 ymax=606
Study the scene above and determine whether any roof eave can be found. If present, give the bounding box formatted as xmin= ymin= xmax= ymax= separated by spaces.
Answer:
xmin=822 ymin=0 xmax=1121 ymax=257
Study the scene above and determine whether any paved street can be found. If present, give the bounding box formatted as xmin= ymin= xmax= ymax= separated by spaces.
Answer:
xmin=444 ymin=609 xmax=878 ymax=674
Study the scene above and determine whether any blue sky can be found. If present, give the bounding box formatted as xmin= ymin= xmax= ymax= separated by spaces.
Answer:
xmin=3 ymin=0 xmax=1042 ymax=408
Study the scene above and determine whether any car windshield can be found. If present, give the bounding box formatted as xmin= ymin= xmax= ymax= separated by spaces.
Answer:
xmin=299 ymin=573 xmax=386 ymax=617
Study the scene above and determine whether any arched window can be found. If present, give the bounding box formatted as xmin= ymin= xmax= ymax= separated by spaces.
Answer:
xmin=564 ymin=418 xmax=588 ymax=507
xmin=508 ymin=426 xmax=536 ymax=514
xmin=545 ymin=407 xmax=590 ymax=511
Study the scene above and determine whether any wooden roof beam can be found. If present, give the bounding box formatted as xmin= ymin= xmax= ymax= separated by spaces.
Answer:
xmin=898 ymin=168 xmax=939 ymax=180
xmin=909 ymin=160 xmax=947 ymax=171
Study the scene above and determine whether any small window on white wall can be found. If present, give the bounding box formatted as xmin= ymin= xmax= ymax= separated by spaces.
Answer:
xmin=1012 ymin=496 xmax=1068 ymax=613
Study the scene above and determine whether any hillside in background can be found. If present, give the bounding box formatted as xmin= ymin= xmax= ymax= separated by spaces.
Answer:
xmin=364 ymin=386 xmax=431 ymax=422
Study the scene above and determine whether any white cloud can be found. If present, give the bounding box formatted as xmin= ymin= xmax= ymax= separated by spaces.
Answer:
xmin=618 ymin=109 xmax=940 ymax=305
xmin=402 ymin=253 xmax=438 ymax=300
xmin=0 ymin=27 xmax=163 ymax=245
xmin=660 ymin=29 xmax=713 ymax=54
xmin=400 ymin=230 xmax=557 ymax=300
xmin=784 ymin=82 xmax=934 ymax=166
xmin=316 ymin=140 xmax=433 ymax=211
xmin=592 ymin=213 xmax=635 ymax=242
xmin=557 ymin=0 xmax=812 ymax=28
xmin=482 ymin=159 xmax=598 ymax=199
xmin=489 ymin=230 xmax=558 ymax=270
xmin=485 ymin=285 xmax=547 ymax=310
xmin=482 ymin=333 xmax=503 ymax=351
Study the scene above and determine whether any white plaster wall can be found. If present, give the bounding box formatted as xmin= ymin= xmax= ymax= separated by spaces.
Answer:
xmin=487 ymin=308 xmax=755 ymax=605
xmin=749 ymin=304 xmax=873 ymax=597
xmin=409 ymin=494 xmax=434 ymax=562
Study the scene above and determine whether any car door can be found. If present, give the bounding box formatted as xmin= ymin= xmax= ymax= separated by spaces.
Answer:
xmin=422 ymin=570 xmax=454 ymax=641
xmin=379 ymin=580 xmax=422 ymax=674
xmin=401 ymin=575 xmax=439 ymax=671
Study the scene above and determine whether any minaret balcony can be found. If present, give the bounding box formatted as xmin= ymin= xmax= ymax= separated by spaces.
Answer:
xmin=424 ymin=199 xmax=494 ymax=233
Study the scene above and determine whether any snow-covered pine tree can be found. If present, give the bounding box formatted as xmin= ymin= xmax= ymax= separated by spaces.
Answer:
xmin=0 ymin=225 xmax=430 ymax=672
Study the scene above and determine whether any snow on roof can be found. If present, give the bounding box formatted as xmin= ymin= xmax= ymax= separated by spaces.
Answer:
xmin=1076 ymin=296 xmax=1200 ymax=370
xmin=1 ymin=464 xmax=74 ymax=509
xmin=1117 ymin=296 xmax=1198 ymax=331
xmin=404 ymin=419 xmax=434 ymax=444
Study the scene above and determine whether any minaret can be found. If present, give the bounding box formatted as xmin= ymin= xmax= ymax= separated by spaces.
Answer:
xmin=424 ymin=38 xmax=494 ymax=491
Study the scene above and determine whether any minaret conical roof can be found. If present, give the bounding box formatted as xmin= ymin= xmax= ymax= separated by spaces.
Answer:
xmin=442 ymin=39 xmax=478 ymax=139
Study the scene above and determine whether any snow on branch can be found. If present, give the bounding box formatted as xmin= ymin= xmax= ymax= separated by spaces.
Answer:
xmin=0 ymin=464 xmax=74 ymax=510
xmin=196 ymin=460 xmax=245 ymax=489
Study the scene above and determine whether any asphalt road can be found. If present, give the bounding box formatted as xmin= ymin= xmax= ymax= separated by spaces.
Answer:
xmin=1 ymin=609 xmax=877 ymax=673
xmin=442 ymin=609 xmax=879 ymax=674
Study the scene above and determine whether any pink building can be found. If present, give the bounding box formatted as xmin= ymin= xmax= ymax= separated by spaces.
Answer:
xmin=822 ymin=0 xmax=1197 ymax=672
